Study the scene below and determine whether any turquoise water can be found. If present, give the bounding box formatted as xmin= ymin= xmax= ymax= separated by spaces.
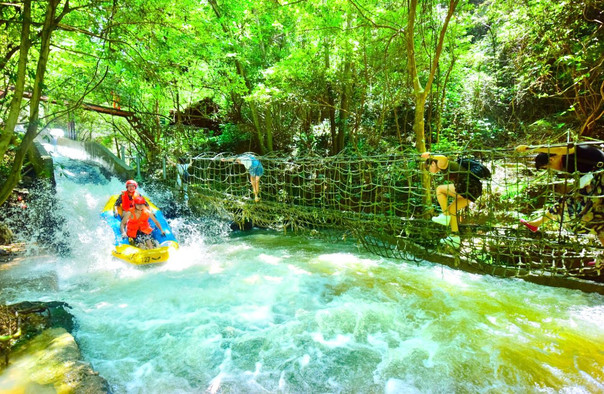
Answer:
xmin=1 ymin=154 xmax=604 ymax=392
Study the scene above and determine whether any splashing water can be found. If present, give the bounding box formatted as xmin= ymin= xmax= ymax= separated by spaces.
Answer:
xmin=1 ymin=154 xmax=603 ymax=393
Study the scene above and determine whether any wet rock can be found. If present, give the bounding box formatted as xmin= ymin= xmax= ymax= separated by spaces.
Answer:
xmin=0 ymin=328 xmax=110 ymax=392
xmin=1 ymin=302 xmax=74 ymax=368
xmin=0 ymin=302 xmax=109 ymax=392
xmin=11 ymin=301 xmax=76 ymax=333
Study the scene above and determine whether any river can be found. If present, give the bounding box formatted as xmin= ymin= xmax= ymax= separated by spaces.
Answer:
xmin=0 ymin=150 xmax=603 ymax=393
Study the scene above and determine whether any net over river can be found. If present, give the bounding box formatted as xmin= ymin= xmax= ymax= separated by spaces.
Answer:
xmin=171 ymin=147 xmax=604 ymax=292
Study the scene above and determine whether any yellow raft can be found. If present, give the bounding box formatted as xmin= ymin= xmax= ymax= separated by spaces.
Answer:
xmin=101 ymin=195 xmax=179 ymax=265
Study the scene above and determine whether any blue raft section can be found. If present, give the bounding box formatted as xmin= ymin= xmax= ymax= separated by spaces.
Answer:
xmin=101 ymin=195 xmax=179 ymax=265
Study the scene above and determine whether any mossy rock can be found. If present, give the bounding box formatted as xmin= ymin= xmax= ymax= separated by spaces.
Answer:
xmin=0 ymin=224 xmax=13 ymax=245
xmin=0 ymin=328 xmax=110 ymax=392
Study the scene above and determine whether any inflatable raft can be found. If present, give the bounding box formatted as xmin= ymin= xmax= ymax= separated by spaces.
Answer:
xmin=101 ymin=195 xmax=178 ymax=265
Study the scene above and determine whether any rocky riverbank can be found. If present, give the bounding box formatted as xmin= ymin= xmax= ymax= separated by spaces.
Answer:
xmin=0 ymin=197 xmax=27 ymax=271
xmin=0 ymin=242 xmax=25 ymax=264
xmin=0 ymin=188 xmax=30 ymax=264
xmin=0 ymin=303 xmax=110 ymax=392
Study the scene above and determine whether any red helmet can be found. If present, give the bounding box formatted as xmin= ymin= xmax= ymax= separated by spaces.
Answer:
xmin=133 ymin=196 xmax=146 ymax=205
xmin=126 ymin=180 xmax=138 ymax=189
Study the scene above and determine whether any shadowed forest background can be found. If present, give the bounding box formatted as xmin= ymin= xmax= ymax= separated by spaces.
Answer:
xmin=1 ymin=0 xmax=602 ymax=201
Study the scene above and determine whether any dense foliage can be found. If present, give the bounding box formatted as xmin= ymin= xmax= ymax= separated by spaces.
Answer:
xmin=0 ymin=0 xmax=602 ymax=183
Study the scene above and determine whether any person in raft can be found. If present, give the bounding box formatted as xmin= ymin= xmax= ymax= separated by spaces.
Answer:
xmin=515 ymin=143 xmax=604 ymax=249
xmin=421 ymin=152 xmax=485 ymax=249
xmin=113 ymin=179 xmax=149 ymax=218
xmin=120 ymin=196 xmax=165 ymax=250
xmin=222 ymin=153 xmax=264 ymax=202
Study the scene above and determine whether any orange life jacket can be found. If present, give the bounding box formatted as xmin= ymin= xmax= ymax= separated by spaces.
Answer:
xmin=126 ymin=208 xmax=153 ymax=238
xmin=121 ymin=191 xmax=140 ymax=211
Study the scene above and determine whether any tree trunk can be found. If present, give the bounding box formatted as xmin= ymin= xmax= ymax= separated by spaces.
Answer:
xmin=323 ymin=39 xmax=337 ymax=155
xmin=334 ymin=15 xmax=353 ymax=154
xmin=326 ymin=86 xmax=337 ymax=154
xmin=249 ymin=102 xmax=266 ymax=153
xmin=208 ymin=0 xmax=269 ymax=153
xmin=406 ymin=0 xmax=458 ymax=153
xmin=406 ymin=0 xmax=425 ymax=153
xmin=265 ymin=106 xmax=274 ymax=152
xmin=406 ymin=0 xmax=458 ymax=212
xmin=0 ymin=0 xmax=32 ymax=159
xmin=175 ymin=89 xmax=182 ymax=127
xmin=413 ymin=94 xmax=428 ymax=152
xmin=0 ymin=0 xmax=61 ymax=207
xmin=336 ymin=60 xmax=351 ymax=153
xmin=149 ymin=98 xmax=162 ymax=161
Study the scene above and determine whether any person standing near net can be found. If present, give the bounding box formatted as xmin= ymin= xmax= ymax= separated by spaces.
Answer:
xmin=222 ymin=153 xmax=264 ymax=202
xmin=421 ymin=152 xmax=490 ymax=248
xmin=176 ymin=156 xmax=192 ymax=197
xmin=516 ymin=143 xmax=604 ymax=249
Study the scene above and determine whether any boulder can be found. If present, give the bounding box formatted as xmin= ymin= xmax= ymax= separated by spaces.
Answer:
xmin=0 ymin=328 xmax=110 ymax=392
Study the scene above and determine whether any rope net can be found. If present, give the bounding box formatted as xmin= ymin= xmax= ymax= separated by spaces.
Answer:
xmin=164 ymin=146 xmax=604 ymax=284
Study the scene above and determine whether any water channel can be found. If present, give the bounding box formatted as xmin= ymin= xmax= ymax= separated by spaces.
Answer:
xmin=1 ymin=148 xmax=603 ymax=392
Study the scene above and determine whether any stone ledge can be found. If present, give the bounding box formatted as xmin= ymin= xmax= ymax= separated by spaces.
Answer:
xmin=0 ymin=327 xmax=109 ymax=393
